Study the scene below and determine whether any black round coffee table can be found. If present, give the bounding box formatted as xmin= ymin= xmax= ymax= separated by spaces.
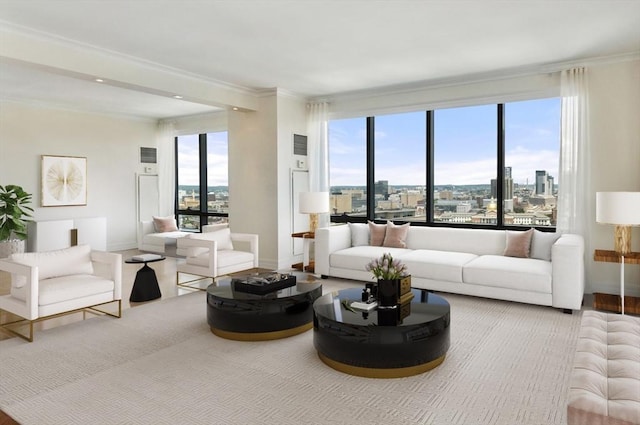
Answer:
xmin=313 ymin=288 xmax=450 ymax=378
xmin=206 ymin=272 xmax=322 ymax=341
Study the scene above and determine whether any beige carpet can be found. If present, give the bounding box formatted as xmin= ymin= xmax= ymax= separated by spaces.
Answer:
xmin=0 ymin=282 xmax=582 ymax=425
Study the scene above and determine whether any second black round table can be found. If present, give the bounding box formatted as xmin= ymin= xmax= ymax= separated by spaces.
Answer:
xmin=313 ymin=288 xmax=450 ymax=378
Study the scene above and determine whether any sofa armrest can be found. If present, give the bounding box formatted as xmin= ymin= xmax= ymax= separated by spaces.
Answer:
xmin=91 ymin=251 xmax=123 ymax=301
xmin=315 ymin=224 xmax=351 ymax=276
xmin=0 ymin=259 xmax=38 ymax=320
xmin=230 ymin=233 xmax=259 ymax=267
xmin=551 ymin=234 xmax=585 ymax=310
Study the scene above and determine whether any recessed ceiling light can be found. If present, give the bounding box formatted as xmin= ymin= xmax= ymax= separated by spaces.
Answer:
xmin=173 ymin=95 xmax=183 ymax=99
xmin=95 ymin=78 xmax=104 ymax=83
xmin=232 ymin=107 xmax=239 ymax=111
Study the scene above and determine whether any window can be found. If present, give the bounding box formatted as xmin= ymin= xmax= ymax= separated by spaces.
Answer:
xmin=504 ymin=98 xmax=560 ymax=227
xmin=328 ymin=118 xmax=367 ymax=220
xmin=176 ymin=132 xmax=229 ymax=231
xmin=433 ymin=105 xmax=497 ymax=225
xmin=327 ymin=97 xmax=560 ymax=229
xmin=374 ymin=112 xmax=426 ymax=222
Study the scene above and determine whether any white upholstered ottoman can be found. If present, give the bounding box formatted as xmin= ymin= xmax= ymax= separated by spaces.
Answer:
xmin=567 ymin=310 xmax=640 ymax=425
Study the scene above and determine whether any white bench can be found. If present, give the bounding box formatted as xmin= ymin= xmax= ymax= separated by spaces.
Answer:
xmin=567 ymin=310 xmax=640 ymax=425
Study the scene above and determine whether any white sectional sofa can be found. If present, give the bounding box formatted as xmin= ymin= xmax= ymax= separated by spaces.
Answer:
xmin=315 ymin=224 xmax=585 ymax=312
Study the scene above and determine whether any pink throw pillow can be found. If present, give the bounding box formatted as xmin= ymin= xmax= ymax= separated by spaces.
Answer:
xmin=368 ymin=221 xmax=387 ymax=246
xmin=503 ymin=229 xmax=533 ymax=258
xmin=383 ymin=222 xmax=410 ymax=248
xmin=153 ymin=216 xmax=178 ymax=233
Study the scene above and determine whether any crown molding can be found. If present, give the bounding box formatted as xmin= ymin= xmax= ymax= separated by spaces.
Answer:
xmin=315 ymin=51 xmax=640 ymax=105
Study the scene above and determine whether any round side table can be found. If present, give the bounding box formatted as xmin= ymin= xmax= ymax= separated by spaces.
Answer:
xmin=125 ymin=256 xmax=165 ymax=302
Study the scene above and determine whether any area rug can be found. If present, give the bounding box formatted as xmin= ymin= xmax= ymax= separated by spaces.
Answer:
xmin=0 ymin=282 xmax=582 ymax=425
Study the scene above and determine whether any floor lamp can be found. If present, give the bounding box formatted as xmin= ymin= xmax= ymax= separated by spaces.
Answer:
xmin=299 ymin=192 xmax=329 ymax=234
xmin=596 ymin=191 xmax=640 ymax=315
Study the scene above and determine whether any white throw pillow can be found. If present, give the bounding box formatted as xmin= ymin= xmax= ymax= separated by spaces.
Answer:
xmin=189 ymin=228 xmax=234 ymax=250
xmin=530 ymin=230 xmax=561 ymax=261
xmin=10 ymin=244 xmax=94 ymax=287
xmin=349 ymin=223 xmax=369 ymax=247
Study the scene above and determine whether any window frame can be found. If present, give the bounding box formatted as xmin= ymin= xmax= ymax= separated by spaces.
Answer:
xmin=175 ymin=133 xmax=229 ymax=230
xmin=329 ymin=100 xmax=558 ymax=231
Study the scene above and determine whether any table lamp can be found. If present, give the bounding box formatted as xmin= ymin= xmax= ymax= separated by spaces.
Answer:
xmin=596 ymin=191 xmax=640 ymax=314
xmin=299 ymin=191 xmax=329 ymax=233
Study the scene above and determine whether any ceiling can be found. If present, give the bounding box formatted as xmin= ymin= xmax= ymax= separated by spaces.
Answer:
xmin=0 ymin=0 xmax=639 ymax=119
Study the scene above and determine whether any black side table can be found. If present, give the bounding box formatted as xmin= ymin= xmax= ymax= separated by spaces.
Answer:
xmin=126 ymin=256 xmax=165 ymax=302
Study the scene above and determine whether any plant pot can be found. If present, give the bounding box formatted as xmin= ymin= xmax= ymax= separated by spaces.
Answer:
xmin=377 ymin=275 xmax=412 ymax=307
xmin=0 ymin=239 xmax=25 ymax=258
xmin=377 ymin=279 xmax=399 ymax=307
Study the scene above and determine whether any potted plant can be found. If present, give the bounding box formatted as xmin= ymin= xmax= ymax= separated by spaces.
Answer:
xmin=366 ymin=252 xmax=411 ymax=307
xmin=0 ymin=184 xmax=33 ymax=257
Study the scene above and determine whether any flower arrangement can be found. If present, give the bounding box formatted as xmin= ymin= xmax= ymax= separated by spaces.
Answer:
xmin=365 ymin=252 xmax=407 ymax=281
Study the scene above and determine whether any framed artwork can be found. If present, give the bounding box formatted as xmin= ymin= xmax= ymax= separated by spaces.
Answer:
xmin=41 ymin=155 xmax=87 ymax=207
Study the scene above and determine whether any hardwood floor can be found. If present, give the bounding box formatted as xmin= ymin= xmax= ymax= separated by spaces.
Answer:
xmin=0 ymin=249 xmax=209 ymax=341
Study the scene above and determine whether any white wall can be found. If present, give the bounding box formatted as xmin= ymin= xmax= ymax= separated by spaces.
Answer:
xmin=227 ymin=90 xmax=308 ymax=270
xmin=228 ymin=95 xmax=279 ymax=269
xmin=587 ymin=59 xmax=640 ymax=295
xmin=0 ymin=101 xmax=157 ymax=251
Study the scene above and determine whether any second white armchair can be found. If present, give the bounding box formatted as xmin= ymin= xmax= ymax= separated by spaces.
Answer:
xmin=176 ymin=228 xmax=259 ymax=289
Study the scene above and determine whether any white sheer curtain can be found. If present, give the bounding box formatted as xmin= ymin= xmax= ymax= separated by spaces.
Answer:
xmin=557 ymin=67 xmax=591 ymax=236
xmin=307 ymin=102 xmax=330 ymax=227
xmin=156 ymin=120 xmax=176 ymax=217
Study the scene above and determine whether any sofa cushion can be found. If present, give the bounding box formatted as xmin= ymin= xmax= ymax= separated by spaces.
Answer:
xmin=383 ymin=222 xmax=410 ymax=248
xmin=503 ymin=229 xmax=533 ymax=258
xmin=401 ymin=249 xmax=478 ymax=283
xmin=186 ymin=250 xmax=254 ymax=268
xmin=330 ymin=246 xmax=412 ymax=274
xmin=143 ymin=231 xmax=190 ymax=247
xmin=368 ymin=221 xmax=386 ymax=246
xmin=405 ymin=226 xmax=505 ymax=255
xmin=11 ymin=274 xmax=114 ymax=306
xmin=10 ymin=245 xmax=94 ymax=287
xmin=349 ymin=223 xmax=369 ymax=247
xmin=152 ymin=215 xmax=179 ymax=232
xmin=463 ymin=255 xmax=552 ymax=293
xmin=530 ymin=230 xmax=561 ymax=261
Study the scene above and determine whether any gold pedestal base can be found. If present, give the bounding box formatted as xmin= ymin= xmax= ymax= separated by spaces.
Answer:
xmin=317 ymin=352 xmax=445 ymax=379
xmin=210 ymin=322 xmax=313 ymax=341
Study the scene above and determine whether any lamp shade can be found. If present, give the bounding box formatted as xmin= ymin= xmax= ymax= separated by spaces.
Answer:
xmin=299 ymin=191 xmax=330 ymax=214
xmin=596 ymin=192 xmax=640 ymax=225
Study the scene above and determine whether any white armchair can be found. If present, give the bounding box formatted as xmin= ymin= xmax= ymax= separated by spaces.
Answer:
xmin=0 ymin=244 xmax=122 ymax=341
xmin=176 ymin=228 xmax=259 ymax=289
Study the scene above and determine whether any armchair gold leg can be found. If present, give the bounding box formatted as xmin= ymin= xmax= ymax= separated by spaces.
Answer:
xmin=0 ymin=299 xmax=121 ymax=343
xmin=176 ymin=272 xmax=214 ymax=291
xmin=0 ymin=317 xmax=34 ymax=342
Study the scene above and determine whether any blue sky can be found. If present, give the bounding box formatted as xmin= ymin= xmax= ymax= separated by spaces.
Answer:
xmin=329 ymin=98 xmax=560 ymax=187
xmin=177 ymin=132 xmax=229 ymax=187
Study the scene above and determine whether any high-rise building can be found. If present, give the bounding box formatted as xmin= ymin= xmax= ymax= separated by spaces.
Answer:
xmin=536 ymin=170 xmax=547 ymax=195
xmin=535 ymin=170 xmax=555 ymax=196
xmin=375 ymin=180 xmax=389 ymax=199
xmin=490 ymin=167 xmax=513 ymax=199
